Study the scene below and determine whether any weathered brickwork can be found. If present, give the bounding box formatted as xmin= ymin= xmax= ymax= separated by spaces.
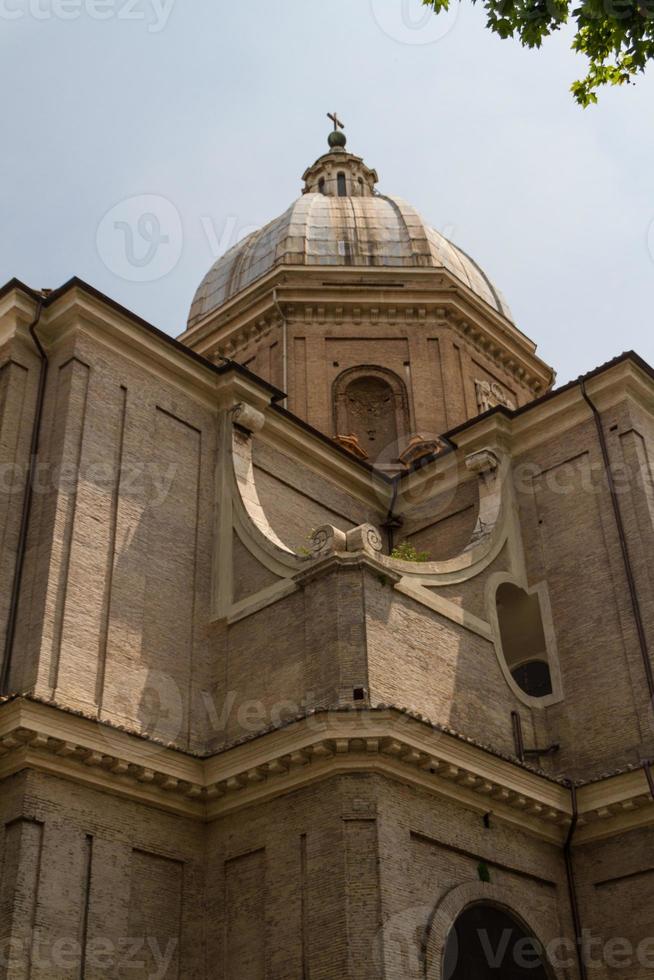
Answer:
xmin=1 ymin=167 xmax=653 ymax=980
xmin=515 ymin=407 xmax=654 ymax=776
xmin=574 ymin=828 xmax=654 ymax=980
xmin=0 ymin=338 xmax=41 ymax=663
xmin=0 ymin=770 xmax=205 ymax=980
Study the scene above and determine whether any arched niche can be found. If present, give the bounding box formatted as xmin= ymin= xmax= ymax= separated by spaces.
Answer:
xmin=333 ymin=365 xmax=410 ymax=464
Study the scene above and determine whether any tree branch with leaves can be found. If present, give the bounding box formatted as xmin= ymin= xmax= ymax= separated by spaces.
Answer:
xmin=423 ymin=0 xmax=654 ymax=104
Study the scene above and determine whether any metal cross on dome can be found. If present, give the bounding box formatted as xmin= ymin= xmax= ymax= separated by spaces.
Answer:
xmin=327 ymin=111 xmax=345 ymax=132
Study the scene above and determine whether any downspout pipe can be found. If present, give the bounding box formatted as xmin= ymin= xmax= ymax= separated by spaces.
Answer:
xmin=644 ymin=760 xmax=654 ymax=801
xmin=511 ymin=709 xmax=559 ymax=760
xmin=564 ymin=782 xmax=588 ymax=980
xmin=272 ymin=288 xmax=288 ymax=407
xmin=511 ymin=710 xmax=525 ymax=762
xmin=382 ymin=479 xmax=401 ymax=554
xmin=0 ymin=298 xmax=47 ymax=694
xmin=384 ymin=434 xmax=458 ymax=554
xmin=580 ymin=381 xmax=654 ymax=700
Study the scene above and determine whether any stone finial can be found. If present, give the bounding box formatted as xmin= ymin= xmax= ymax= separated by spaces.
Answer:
xmin=346 ymin=524 xmax=383 ymax=555
xmin=308 ymin=523 xmax=384 ymax=559
xmin=230 ymin=402 xmax=266 ymax=434
xmin=309 ymin=525 xmax=348 ymax=558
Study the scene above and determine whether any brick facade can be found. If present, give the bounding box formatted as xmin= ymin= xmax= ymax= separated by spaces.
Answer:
xmin=1 ymin=146 xmax=653 ymax=977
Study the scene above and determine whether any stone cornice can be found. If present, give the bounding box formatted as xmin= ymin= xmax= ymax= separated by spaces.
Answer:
xmin=40 ymin=286 xmax=224 ymax=408
xmin=504 ymin=357 xmax=654 ymax=455
xmin=301 ymin=149 xmax=379 ymax=187
xmin=0 ymin=285 xmax=41 ymax=343
xmin=178 ymin=268 xmax=553 ymax=397
xmin=2 ymin=698 xmax=652 ymax=844
xmin=0 ymin=697 xmax=204 ymax=819
xmin=575 ymin=766 xmax=654 ymax=844
xmin=0 ymin=280 xmax=390 ymax=511
xmin=397 ymin=355 xmax=654 ymax=497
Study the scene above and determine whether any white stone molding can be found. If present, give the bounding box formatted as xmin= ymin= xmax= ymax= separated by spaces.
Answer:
xmin=381 ymin=448 xmax=508 ymax=586
xmin=220 ymin=408 xmax=390 ymax=623
xmin=464 ymin=448 xmax=499 ymax=476
xmin=392 ymin=581 xmax=493 ymax=641
xmin=374 ymin=448 xmax=529 ymax=637
xmin=464 ymin=448 xmax=502 ymax=548
xmin=2 ymin=699 xmax=652 ymax=844
xmin=213 ymin=409 xmax=306 ymax=623
xmin=221 ymin=411 xmax=532 ymax=642
xmin=231 ymin=425 xmax=293 ymax=554
xmin=308 ymin=523 xmax=383 ymax=559
xmin=574 ymin=766 xmax=654 ymax=843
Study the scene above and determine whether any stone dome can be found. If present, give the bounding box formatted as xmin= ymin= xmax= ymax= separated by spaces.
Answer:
xmin=188 ymin=148 xmax=512 ymax=328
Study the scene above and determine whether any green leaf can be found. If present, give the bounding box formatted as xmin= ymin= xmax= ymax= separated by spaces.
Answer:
xmin=423 ymin=0 xmax=654 ymax=102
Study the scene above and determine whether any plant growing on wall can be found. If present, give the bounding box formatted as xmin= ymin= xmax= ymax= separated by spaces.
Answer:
xmin=390 ymin=541 xmax=431 ymax=562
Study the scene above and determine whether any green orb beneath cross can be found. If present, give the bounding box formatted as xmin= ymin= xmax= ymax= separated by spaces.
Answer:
xmin=328 ymin=129 xmax=347 ymax=149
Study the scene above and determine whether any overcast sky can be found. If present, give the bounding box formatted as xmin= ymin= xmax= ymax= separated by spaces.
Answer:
xmin=2 ymin=0 xmax=653 ymax=385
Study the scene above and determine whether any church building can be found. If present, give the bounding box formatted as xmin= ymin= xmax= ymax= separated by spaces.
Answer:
xmin=1 ymin=120 xmax=653 ymax=979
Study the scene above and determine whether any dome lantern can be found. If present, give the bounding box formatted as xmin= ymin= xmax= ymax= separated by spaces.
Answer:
xmin=302 ymin=112 xmax=379 ymax=197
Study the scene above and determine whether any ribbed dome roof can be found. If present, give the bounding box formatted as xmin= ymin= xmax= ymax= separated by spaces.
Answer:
xmin=188 ymin=193 xmax=512 ymax=328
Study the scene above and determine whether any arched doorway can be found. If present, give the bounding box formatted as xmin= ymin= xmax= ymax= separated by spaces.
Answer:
xmin=443 ymin=903 xmax=551 ymax=980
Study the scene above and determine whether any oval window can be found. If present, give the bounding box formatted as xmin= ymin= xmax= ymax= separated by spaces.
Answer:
xmin=496 ymin=583 xmax=553 ymax=699
xmin=511 ymin=660 xmax=553 ymax=699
